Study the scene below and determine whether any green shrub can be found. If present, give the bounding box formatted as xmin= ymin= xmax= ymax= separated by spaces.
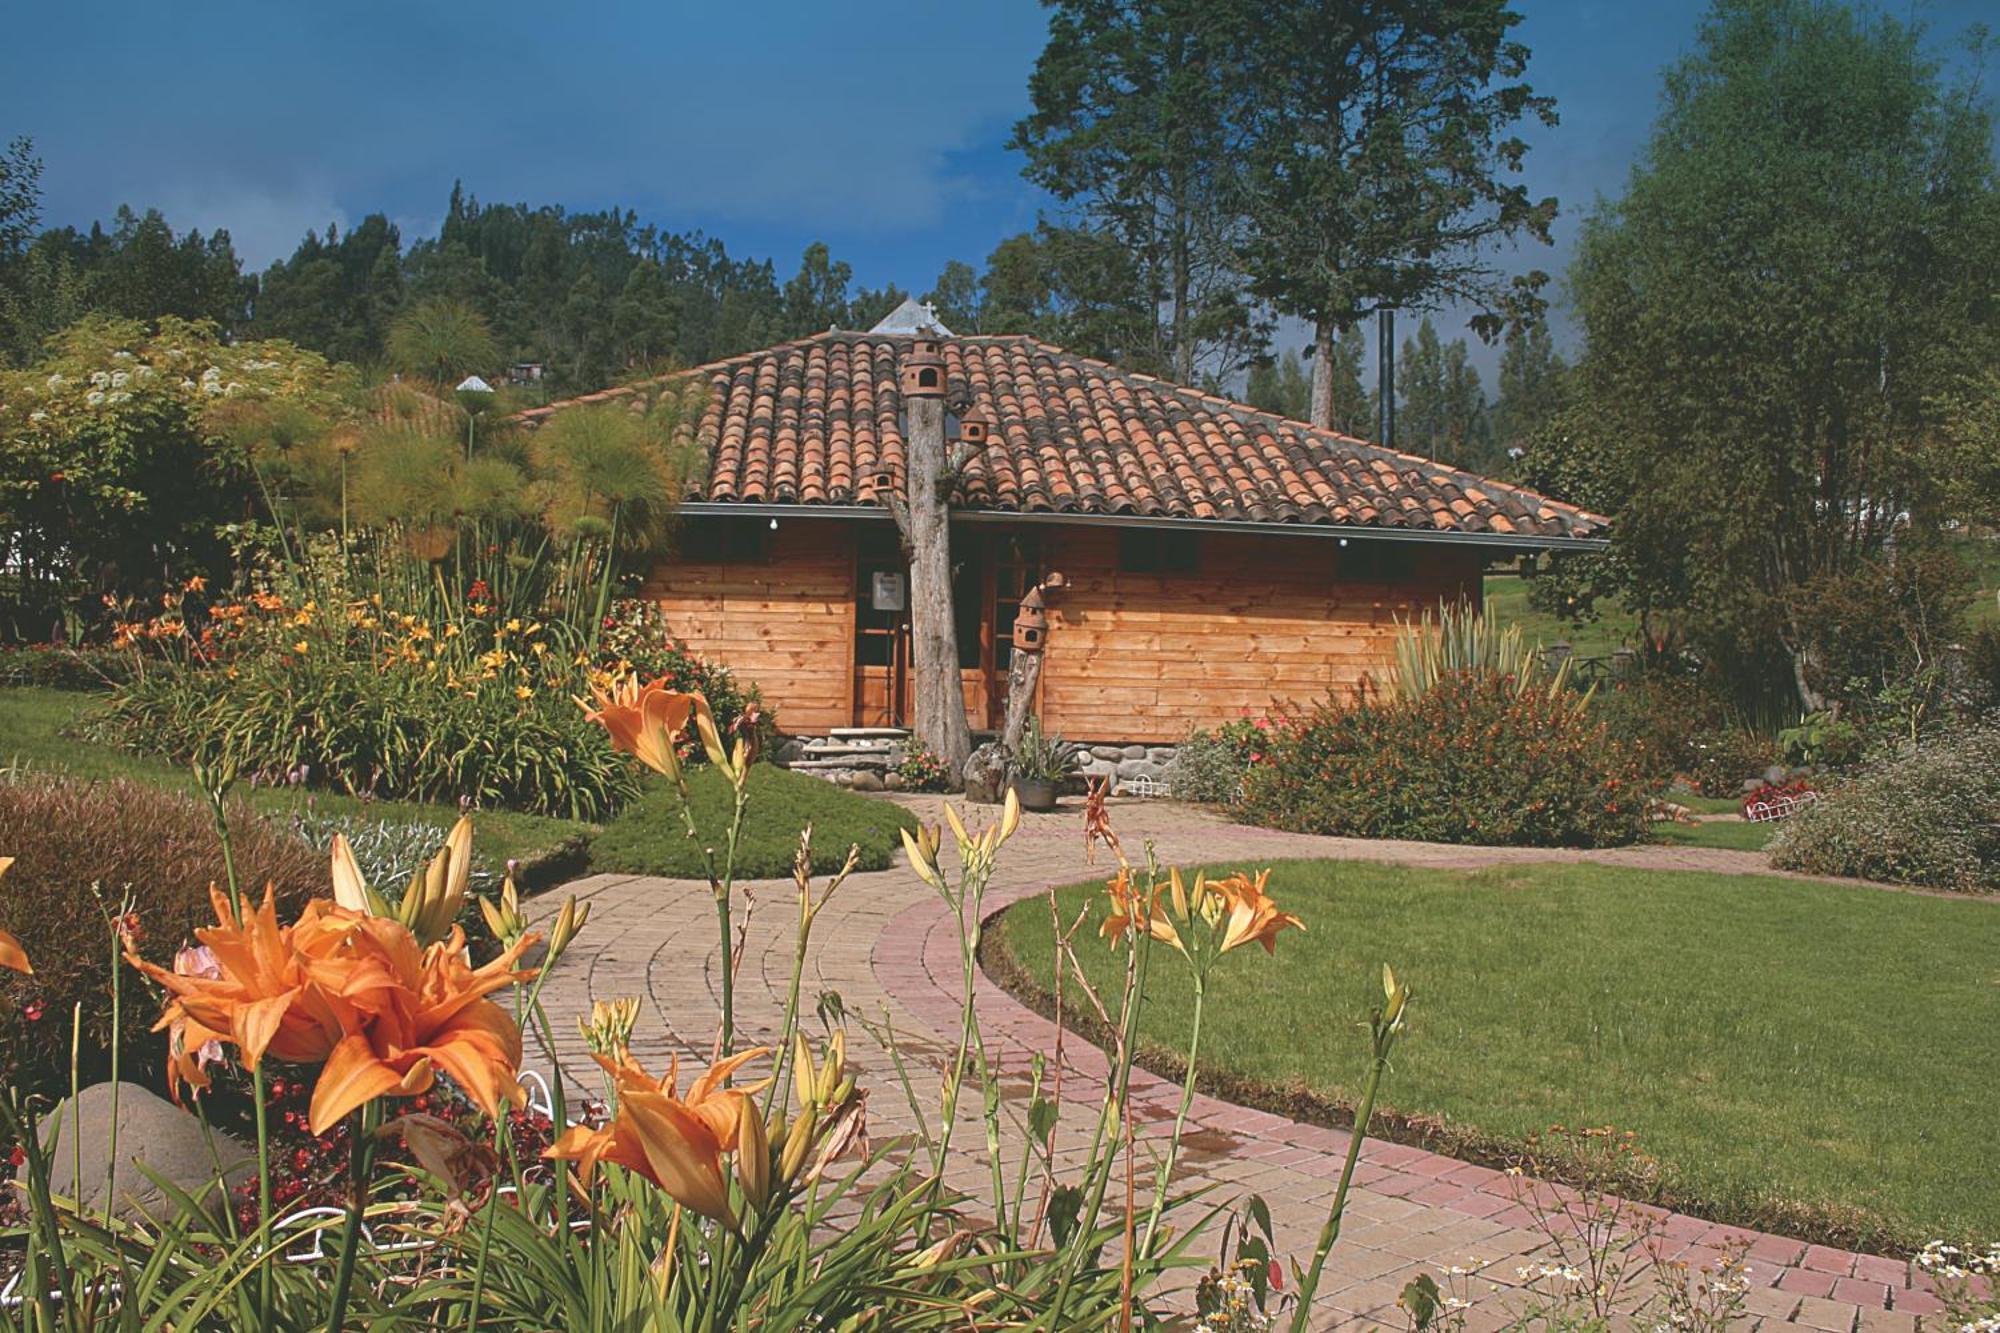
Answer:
xmin=1167 ymin=719 xmax=1266 ymax=803
xmin=95 ymin=661 xmax=636 ymax=821
xmin=1590 ymin=671 xmax=1734 ymax=776
xmin=1684 ymin=727 xmax=1780 ymax=796
xmin=1236 ymin=671 xmax=1658 ymax=847
xmin=1769 ymin=723 xmax=2000 ymax=892
xmin=0 ymin=644 xmax=133 ymax=690
xmin=0 ymin=777 xmax=325 ymax=1098
xmin=590 ymin=764 xmax=916 ymax=878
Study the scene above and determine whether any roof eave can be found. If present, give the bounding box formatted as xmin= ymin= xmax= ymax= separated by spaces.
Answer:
xmin=674 ymin=501 xmax=1610 ymax=553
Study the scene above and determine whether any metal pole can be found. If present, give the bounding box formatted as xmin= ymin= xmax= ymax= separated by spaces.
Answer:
xmin=1377 ymin=307 xmax=1395 ymax=449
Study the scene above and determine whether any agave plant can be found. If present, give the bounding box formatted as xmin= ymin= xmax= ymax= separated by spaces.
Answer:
xmin=1389 ymin=599 xmax=1590 ymax=712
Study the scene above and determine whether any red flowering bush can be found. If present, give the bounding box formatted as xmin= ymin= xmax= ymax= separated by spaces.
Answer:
xmin=230 ymin=1071 xmax=556 ymax=1230
xmin=597 ymin=598 xmax=775 ymax=758
xmin=1235 ymin=671 xmax=1660 ymax=847
xmin=1740 ymin=779 xmax=1816 ymax=821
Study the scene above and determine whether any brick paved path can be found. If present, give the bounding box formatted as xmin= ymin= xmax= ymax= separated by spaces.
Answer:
xmin=532 ymin=798 xmax=1945 ymax=1331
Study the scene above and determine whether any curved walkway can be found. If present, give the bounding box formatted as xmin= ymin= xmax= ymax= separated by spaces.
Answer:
xmin=532 ymin=798 xmax=1943 ymax=1332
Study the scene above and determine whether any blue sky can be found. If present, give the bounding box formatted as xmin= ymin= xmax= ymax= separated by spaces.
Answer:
xmin=4 ymin=0 xmax=1992 ymax=376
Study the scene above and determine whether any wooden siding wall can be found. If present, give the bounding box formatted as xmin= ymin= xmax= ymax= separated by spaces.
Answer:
xmin=1036 ymin=528 xmax=1483 ymax=743
xmin=642 ymin=520 xmax=1483 ymax=742
xmin=638 ymin=523 xmax=854 ymax=732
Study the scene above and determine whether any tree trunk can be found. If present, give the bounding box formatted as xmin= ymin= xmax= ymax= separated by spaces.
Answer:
xmin=903 ymin=395 xmax=974 ymax=775
xmin=1310 ymin=320 xmax=1335 ymax=429
xmin=1000 ymin=648 xmax=1044 ymax=755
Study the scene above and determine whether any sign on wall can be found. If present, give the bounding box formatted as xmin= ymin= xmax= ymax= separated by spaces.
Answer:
xmin=872 ymin=571 xmax=907 ymax=612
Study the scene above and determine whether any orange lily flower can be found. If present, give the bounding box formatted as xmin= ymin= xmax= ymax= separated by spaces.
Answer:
xmin=580 ymin=676 xmax=700 ymax=777
xmin=306 ymin=923 xmax=538 ymax=1135
xmin=0 ymin=857 xmax=28 ymax=975
xmin=1099 ymin=867 xmax=1183 ymax=954
xmin=1211 ymin=869 xmax=1304 ymax=955
xmin=127 ymin=887 xmax=368 ymax=1075
xmin=546 ymin=1047 xmax=769 ymax=1227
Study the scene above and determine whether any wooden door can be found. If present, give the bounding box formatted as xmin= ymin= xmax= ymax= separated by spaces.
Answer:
xmin=853 ymin=538 xmax=909 ymax=727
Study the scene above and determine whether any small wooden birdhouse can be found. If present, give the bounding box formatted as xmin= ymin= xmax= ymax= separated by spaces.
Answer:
xmin=900 ymin=338 xmax=946 ymax=399
xmin=957 ymin=406 xmax=993 ymax=447
xmin=1015 ymin=584 xmax=1050 ymax=654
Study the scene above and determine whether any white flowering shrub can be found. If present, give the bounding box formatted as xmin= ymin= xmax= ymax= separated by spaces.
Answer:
xmin=0 ymin=314 xmax=354 ymax=636
xmin=1769 ymin=722 xmax=2000 ymax=892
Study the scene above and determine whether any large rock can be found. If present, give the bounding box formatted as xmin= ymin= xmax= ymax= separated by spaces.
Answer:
xmin=962 ymin=742 xmax=1008 ymax=804
xmin=849 ymin=770 xmax=885 ymax=793
xmin=41 ymin=1081 xmax=253 ymax=1224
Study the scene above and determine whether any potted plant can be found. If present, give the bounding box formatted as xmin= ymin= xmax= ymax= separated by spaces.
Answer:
xmin=1008 ymin=718 xmax=1075 ymax=812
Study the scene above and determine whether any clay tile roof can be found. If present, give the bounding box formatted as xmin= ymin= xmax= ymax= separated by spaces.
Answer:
xmin=517 ymin=332 xmax=1607 ymax=544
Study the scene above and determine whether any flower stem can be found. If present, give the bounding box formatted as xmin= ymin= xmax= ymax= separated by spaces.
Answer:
xmin=324 ymin=1105 xmax=377 ymax=1333
xmin=1141 ymin=972 xmax=1205 ymax=1255
xmin=1289 ymin=1046 xmax=1390 ymax=1331
xmin=463 ymin=1118 xmax=511 ymax=1331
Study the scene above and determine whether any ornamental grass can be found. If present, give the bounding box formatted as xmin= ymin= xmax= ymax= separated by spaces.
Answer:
xmin=0 ymin=685 xmax=1419 ymax=1330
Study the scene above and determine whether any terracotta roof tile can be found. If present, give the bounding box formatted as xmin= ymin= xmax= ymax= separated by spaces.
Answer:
xmin=517 ymin=332 xmax=1607 ymax=544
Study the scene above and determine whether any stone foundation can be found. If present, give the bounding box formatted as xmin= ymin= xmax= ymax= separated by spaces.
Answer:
xmin=772 ymin=730 xmax=1180 ymax=796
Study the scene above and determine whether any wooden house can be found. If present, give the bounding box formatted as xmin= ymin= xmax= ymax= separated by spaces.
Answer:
xmin=519 ymin=310 xmax=1607 ymax=744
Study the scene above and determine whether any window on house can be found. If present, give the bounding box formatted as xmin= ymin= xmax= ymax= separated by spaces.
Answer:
xmin=681 ymin=518 xmax=769 ymax=564
xmin=1117 ymin=529 xmax=1199 ymax=575
xmin=1337 ymin=540 xmax=1415 ymax=583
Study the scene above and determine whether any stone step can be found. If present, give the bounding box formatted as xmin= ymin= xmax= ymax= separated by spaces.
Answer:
xmin=829 ymin=727 xmax=911 ymax=740
xmin=788 ymin=755 xmax=893 ymax=773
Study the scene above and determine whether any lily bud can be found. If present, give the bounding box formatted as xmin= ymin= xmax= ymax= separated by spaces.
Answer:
xmin=549 ymin=895 xmax=590 ymax=956
xmin=779 ymin=1105 xmax=815 ymax=1183
xmin=735 ymin=1096 xmax=771 ymax=1208
xmin=1169 ymin=867 xmax=1190 ymax=922
xmin=329 ymin=833 xmax=382 ymax=917
xmin=998 ymin=787 xmax=1021 ymax=845
xmin=1382 ymin=963 xmax=1409 ymax=1031
xmin=942 ymin=802 xmax=971 ymax=856
xmin=480 ymin=872 xmax=526 ymax=946
xmin=403 ymin=816 xmax=474 ymax=944
xmin=817 ymin=1030 xmax=847 ymax=1106
xmin=900 ymin=825 xmax=945 ymax=892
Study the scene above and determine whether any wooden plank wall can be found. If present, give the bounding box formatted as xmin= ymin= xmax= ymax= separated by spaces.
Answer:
xmin=1036 ymin=527 xmax=1483 ymax=743
xmin=637 ymin=523 xmax=855 ymax=732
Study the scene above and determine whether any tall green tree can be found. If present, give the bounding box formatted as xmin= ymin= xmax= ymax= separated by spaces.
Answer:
xmin=781 ymin=242 xmax=853 ymax=337
xmin=251 ymin=215 xmax=405 ymax=365
xmin=1012 ymin=0 xmax=1266 ymax=384
xmin=1247 ymin=347 xmax=1313 ymax=421
xmin=1540 ymin=0 xmax=2000 ymax=705
xmin=1491 ymin=314 xmax=1565 ymax=455
xmin=1234 ymin=0 xmax=1557 ymax=429
xmin=0 ymin=136 xmax=40 ymax=261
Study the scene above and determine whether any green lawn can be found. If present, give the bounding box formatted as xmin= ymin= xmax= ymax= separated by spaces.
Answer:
xmin=1651 ymin=817 xmax=1773 ymax=851
xmin=1482 ymin=572 xmax=1640 ymax=659
xmin=1957 ymin=532 xmax=2000 ymax=628
xmin=992 ymin=859 xmax=2000 ymax=1250
xmin=3 ymin=686 xmax=915 ymax=886
xmin=591 ymin=764 xmax=917 ymax=879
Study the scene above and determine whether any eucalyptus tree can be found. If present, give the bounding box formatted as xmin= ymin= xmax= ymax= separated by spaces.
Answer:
xmin=1233 ymin=0 xmax=1558 ymax=429
xmin=1012 ymin=0 xmax=1267 ymax=385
